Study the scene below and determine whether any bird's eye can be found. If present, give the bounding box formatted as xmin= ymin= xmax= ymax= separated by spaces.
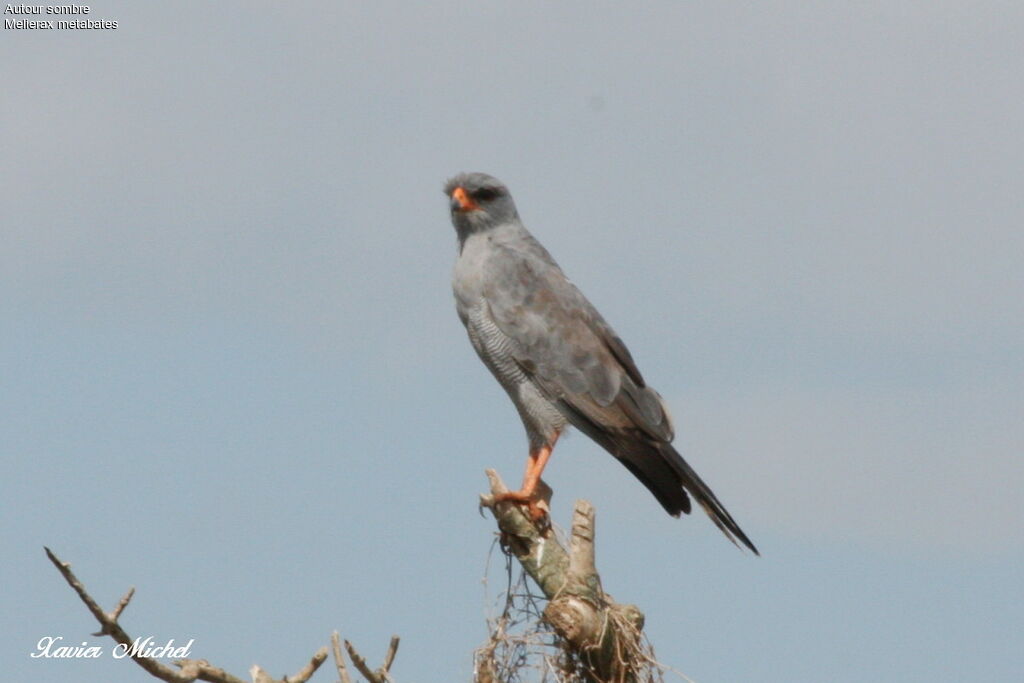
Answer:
xmin=473 ymin=188 xmax=499 ymax=202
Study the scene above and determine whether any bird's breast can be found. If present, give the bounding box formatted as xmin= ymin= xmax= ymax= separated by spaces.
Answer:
xmin=452 ymin=233 xmax=497 ymax=313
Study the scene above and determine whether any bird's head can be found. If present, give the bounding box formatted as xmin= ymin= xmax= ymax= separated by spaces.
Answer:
xmin=444 ymin=172 xmax=519 ymax=239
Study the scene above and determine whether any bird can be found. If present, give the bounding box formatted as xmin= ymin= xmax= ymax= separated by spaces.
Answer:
xmin=446 ymin=172 xmax=757 ymax=554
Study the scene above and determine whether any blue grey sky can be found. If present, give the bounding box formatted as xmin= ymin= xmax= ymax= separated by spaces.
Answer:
xmin=3 ymin=1 xmax=1021 ymax=681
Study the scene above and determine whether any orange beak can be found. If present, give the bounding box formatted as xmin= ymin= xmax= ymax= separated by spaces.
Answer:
xmin=450 ymin=186 xmax=479 ymax=212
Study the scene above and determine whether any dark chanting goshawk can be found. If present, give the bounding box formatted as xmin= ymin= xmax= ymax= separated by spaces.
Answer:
xmin=446 ymin=172 xmax=757 ymax=554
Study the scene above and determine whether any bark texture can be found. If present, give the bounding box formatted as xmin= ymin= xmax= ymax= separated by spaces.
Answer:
xmin=480 ymin=470 xmax=655 ymax=682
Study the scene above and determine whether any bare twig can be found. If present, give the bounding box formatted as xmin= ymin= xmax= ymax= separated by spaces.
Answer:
xmin=96 ymin=585 xmax=136 ymax=632
xmin=342 ymin=637 xmax=399 ymax=683
xmin=331 ymin=632 xmax=353 ymax=683
xmin=251 ymin=666 xmax=276 ymax=683
xmin=381 ymin=636 xmax=400 ymax=674
xmin=44 ymin=547 xmax=211 ymax=683
xmin=343 ymin=640 xmax=376 ymax=681
xmin=45 ymin=547 xmax=332 ymax=683
xmin=284 ymin=647 xmax=329 ymax=683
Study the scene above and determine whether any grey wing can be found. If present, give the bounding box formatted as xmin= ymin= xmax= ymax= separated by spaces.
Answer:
xmin=482 ymin=245 xmax=759 ymax=552
xmin=483 ymin=251 xmax=673 ymax=444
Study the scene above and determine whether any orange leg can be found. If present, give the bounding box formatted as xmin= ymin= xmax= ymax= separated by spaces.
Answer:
xmin=495 ymin=433 xmax=560 ymax=520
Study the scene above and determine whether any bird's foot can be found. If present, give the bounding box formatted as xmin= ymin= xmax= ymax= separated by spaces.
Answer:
xmin=492 ymin=485 xmax=551 ymax=524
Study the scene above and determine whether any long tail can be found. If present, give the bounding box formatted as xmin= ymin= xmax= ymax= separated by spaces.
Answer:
xmin=658 ymin=442 xmax=759 ymax=554
xmin=558 ymin=399 xmax=759 ymax=554
xmin=615 ymin=437 xmax=759 ymax=554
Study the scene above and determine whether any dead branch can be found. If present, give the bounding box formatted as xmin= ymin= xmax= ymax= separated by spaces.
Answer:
xmin=45 ymin=547 xmax=396 ymax=683
xmin=479 ymin=470 xmax=660 ymax=682
xmin=46 ymin=465 xmax=664 ymax=683
xmin=343 ymin=635 xmax=399 ymax=683
xmin=44 ymin=547 xmax=248 ymax=683
xmin=331 ymin=632 xmax=353 ymax=683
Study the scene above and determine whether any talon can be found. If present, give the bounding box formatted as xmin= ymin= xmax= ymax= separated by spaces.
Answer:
xmin=527 ymin=499 xmax=549 ymax=523
xmin=488 ymin=439 xmax=558 ymax=525
xmin=492 ymin=490 xmax=549 ymax=524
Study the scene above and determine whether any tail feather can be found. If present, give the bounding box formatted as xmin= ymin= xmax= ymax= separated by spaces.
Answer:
xmin=556 ymin=398 xmax=758 ymax=554
xmin=656 ymin=442 xmax=759 ymax=555
xmin=616 ymin=447 xmax=692 ymax=516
